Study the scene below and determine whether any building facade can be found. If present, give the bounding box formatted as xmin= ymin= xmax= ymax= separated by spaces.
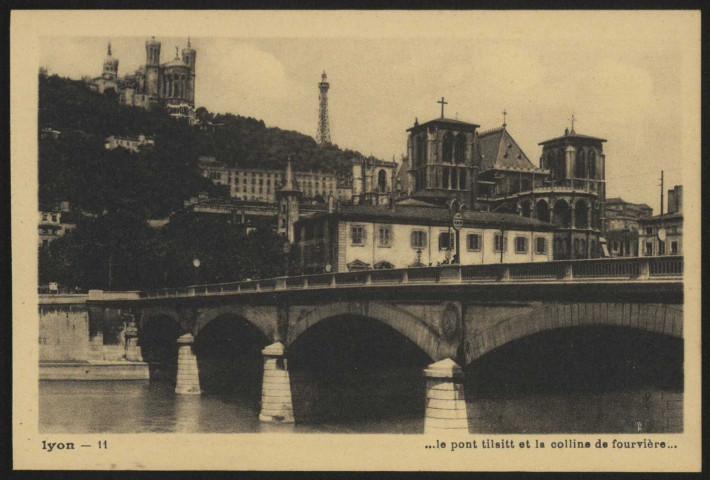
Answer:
xmin=199 ymin=157 xmax=339 ymax=203
xmin=38 ymin=202 xmax=77 ymax=247
xmin=104 ymin=134 xmax=155 ymax=153
xmin=294 ymin=203 xmax=556 ymax=273
xmin=604 ymin=197 xmax=653 ymax=258
xmin=638 ymin=186 xmax=683 ymax=257
xmin=351 ymin=157 xmax=398 ymax=205
xmin=91 ymin=38 xmax=197 ymax=123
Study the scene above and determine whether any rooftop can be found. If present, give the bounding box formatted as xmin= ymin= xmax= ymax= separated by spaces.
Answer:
xmin=478 ymin=126 xmax=539 ymax=172
xmin=539 ymin=130 xmax=607 ymax=146
xmin=300 ymin=203 xmax=557 ymax=231
xmin=407 ymin=117 xmax=480 ymax=133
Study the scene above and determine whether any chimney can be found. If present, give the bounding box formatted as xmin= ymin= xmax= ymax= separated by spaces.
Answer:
xmin=667 ymin=185 xmax=682 ymax=214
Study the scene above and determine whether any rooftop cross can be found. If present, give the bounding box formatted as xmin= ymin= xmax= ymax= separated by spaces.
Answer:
xmin=570 ymin=111 xmax=576 ymax=133
xmin=438 ymin=97 xmax=448 ymax=118
xmin=502 ymin=109 xmax=507 ymax=127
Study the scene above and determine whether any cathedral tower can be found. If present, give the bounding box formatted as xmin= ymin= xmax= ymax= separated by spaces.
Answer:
xmin=537 ymin=122 xmax=607 ymax=259
xmin=406 ymin=100 xmax=480 ymax=206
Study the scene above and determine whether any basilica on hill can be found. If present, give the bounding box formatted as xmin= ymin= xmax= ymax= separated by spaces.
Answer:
xmin=90 ymin=37 xmax=197 ymax=123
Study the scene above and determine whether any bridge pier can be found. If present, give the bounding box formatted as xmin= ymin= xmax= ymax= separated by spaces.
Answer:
xmin=424 ymin=358 xmax=468 ymax=433
xmin=175 ymin=333 xmax=201 ymax=395
xmin=259 ymin=342 xmax=295 ymax=423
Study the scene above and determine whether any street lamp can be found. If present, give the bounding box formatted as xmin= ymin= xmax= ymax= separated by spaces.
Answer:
xmin=192 ymin=258 xmax=200 ymax=285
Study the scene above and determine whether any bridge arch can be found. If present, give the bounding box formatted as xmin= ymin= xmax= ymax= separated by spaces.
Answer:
xmin=286 ymin=302 xmax=448 ymax=361
xmin=464 ymin=302 xmax=683 ymax=365
xmin=194 ymin=305 xmax=275 ymax=340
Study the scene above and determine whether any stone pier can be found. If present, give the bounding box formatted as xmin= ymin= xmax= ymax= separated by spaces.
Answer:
xmin=423 ymin=358 xmax=468 ymax=433
xmin=175 ymin=333 xmax=201 ymax=395
xmin=259 ymin=342 xmax=294 ymax=423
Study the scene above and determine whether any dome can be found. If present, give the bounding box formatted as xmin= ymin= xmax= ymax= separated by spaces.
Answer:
xmin=162 ymin=57 xmax=189 ymax=69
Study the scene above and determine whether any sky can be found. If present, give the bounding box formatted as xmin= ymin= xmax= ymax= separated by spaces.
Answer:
xmin=39 ymin=12 xmax=697 ymax=213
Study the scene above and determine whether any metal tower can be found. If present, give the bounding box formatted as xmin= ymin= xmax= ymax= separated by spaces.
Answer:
xmin=316 ymin=71 xmax=331 ymax=145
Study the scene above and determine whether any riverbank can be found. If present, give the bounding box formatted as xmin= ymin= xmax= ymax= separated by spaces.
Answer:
xmin=39 ymin=361 xmax=150 ymax=380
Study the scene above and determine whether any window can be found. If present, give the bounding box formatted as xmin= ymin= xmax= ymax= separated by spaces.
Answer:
xmin=671 ymin=241 xmax=678 ymax=255
xmin=351 ymin=225 xmax=365 ymax=246
xmin=515 ymin=236 xmax=528 ymax=254
xmin=645 ymin=242 xmax=653 ymax=256
xmin=42 ymin=213 xmax=48 ymax=221
xmin=51 ymin=214 xmax=57 ymax=222
xmin=494 ymin=233 xmax=507 ymax=252
xmin=439 ymin=232 xmax=454 ymax=251
xmin=645 ymin=226 xmax=653 ymax=235
xmin=411 ymin=230 xmax=427 ymax=249
xmin=378 ymin=226 xmax=392 ymax=247
xmin=467 ymin=234 xmax=481 ymax=251
xmin=658 ymin=241 xmax=665 ymax=255
xmin=535 ymin=237 xmax=547 ymax=254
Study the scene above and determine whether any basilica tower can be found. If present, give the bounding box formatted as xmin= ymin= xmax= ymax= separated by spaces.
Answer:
xmin=145 ymin=37 xmax=161 ymax=98
xmin=181 ymin=38 xmax=197 ymax=106
xmin=102 ymin=42 xmax=118 ymax=81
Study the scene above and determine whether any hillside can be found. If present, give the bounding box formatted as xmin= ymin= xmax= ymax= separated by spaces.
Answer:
xmin=38 ymin=74 xmax=377 ymax=218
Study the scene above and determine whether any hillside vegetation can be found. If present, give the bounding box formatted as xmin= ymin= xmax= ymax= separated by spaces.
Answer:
xmin=39 ymin=74 xmax=376 ymax=218
xmin=38 ymin=73 xmax=374 ymax=290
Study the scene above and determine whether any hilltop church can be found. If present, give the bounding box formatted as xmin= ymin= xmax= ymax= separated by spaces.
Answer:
xmin=90 ymin=37 xmax=197 ymax=123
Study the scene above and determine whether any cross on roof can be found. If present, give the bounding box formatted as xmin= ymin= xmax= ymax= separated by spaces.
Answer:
xmin=438 ymin=97 xmax=448 ymax=118
xmin=502 ymin=109 xmax=508 ymax=127
xmin=570 ymin=111 xmax=576 ymax=133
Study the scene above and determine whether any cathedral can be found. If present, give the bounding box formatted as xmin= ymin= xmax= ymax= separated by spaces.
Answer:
xmin=91 ymin=37 xmax=197 ymax=123
xmin=399 ymin=103 xmax=607 ymax=260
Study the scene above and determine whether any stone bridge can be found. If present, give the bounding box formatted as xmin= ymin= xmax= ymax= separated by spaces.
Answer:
xmin=41 ymin=256 xmax=684 ymax=432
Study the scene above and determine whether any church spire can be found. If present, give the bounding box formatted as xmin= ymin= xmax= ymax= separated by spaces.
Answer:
xmin=284 ymin=156 xmax=294 ymax=190
xmin=187 ymin=37 xmax=191 ymax=48
xmin=107 ymin=41 xmax=112 ymax=56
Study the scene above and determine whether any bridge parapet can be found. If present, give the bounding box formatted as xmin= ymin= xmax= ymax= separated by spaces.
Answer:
xmin=131 ymin=256 xmax=683 ymax=300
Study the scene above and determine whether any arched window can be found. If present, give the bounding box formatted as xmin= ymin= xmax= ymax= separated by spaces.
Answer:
xmin=459 ymin=169 xmax=467 ymax=190
xmin=417 ymin=136 xmax=427 ymax=167
xmin=377 ymin=169 xmax=387 ymax=193
xmin=574 ymin=200 xmax=588 ymax=228
xmin=555 ymin=149 xmax=566 ymax=179
xmin=521 ymin=201 xmax=532 ymax=218
xmin=552 ymin=200 xmax=571 ymax=227
xmin=575 ymin=149 xmax=586 ymax=178
xmin=451 ymin=168 xmax=458 ymax=190
xmin=455 ymin=133 xmax=467 ymax=164
xmin=442 ymin=168 xmax=450 ymax=189
xmin=536 ymin=200 xmax=550 ymax=222
xmin=442 ymin=132 xmax=454 ymax=164
xmin=588 ymin=151 xmax=597 ymax=178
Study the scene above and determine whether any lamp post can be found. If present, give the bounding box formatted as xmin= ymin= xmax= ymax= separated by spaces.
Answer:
xmin=499 ymin=222 xmax=505 ymax=263
xmin=282 ymin=241 xmax=291 ymax=277
xmin=192 ymin=258 xmax=200 ymax=285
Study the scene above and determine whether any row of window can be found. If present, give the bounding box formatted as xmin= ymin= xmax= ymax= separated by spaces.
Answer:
xmin=645 ymin=240 xmax=679 ymax=256
xmin=644 ymin=225 xmax=682 ymax=235
xmin=351 ymin=226 xmax=547 ymax=255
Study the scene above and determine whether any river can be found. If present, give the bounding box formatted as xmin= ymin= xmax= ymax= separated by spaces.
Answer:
xmin=39 ymin=378 xmax=680 ymax=434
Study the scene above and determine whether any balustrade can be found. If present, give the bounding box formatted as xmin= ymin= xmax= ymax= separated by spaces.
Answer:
xmin=106 ymin=257 xmax=684 ymax=300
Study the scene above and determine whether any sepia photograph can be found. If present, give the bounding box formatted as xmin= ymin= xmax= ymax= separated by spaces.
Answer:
xmin=11 ymin=10 xmax=701 ymax=472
